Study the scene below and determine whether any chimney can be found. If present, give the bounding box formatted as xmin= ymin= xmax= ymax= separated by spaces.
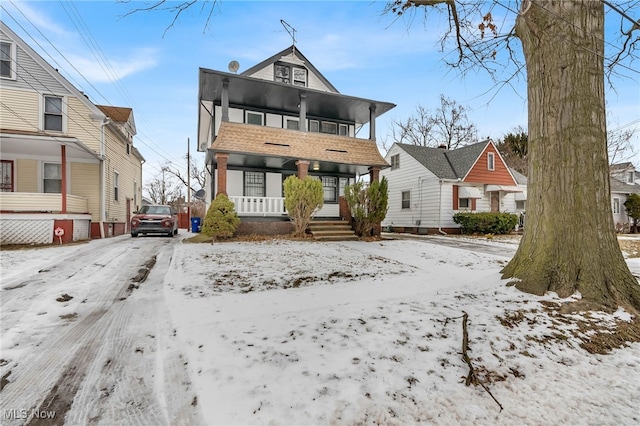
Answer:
xmin=438 ymin=144 xmax=448 ymax=150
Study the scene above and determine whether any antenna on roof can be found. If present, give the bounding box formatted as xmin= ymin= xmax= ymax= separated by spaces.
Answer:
xmin=280 ymin=19 xmax=297 ymax=54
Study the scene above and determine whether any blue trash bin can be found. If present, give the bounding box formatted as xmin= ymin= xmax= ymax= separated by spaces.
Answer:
xmin=190 ymin=217 xmax=202 ymax=233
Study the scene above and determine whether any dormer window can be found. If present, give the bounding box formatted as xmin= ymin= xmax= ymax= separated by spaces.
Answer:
xmin=627 ymin=171 xmax=634 ymax=184
xmin=274 ymin=63 xmax=307 ymax=87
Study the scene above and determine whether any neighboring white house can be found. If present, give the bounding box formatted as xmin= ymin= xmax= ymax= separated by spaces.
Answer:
xmin=380 ymin=141 xmax=527 ymax=234
xmin=610 ymin=162 xmax=640 ymax=232
xmin=0 ymin=21 xmax=144 ymax=244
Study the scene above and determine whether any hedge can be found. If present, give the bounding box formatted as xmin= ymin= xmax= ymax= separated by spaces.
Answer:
xmin=452 ymin=212 xmax=518 ymax=234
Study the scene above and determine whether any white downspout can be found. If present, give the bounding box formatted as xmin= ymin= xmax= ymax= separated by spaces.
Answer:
xmin=438 ymin=179 xmax=447 ymax=235
xmin=99 ymin=118 xmax=111 ymax=239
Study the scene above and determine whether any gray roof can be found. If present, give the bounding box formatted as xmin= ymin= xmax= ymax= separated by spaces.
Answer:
xmin=610 ymin=177 xmax=640 ymax=194
xmin=397 ymin=140 xmax=490 ymax=179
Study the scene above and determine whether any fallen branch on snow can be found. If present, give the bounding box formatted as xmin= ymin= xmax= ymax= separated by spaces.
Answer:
xmin=461 ymin=311 xmax=503 ymax=412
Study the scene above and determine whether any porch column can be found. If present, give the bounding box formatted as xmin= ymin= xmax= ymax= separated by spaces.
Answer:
xmin=299 ymin=92 xmax=307 ymax=132
xmin=296 ymin=160 xmax=310 ymax=179
xmin=368 ymin=166 xmax=380 ymax=183
xmin=61 ymin=144 xmax=67 ymax=213
xmin=215 ymin=152 xmax=229 ymax=196
xmin=221 ymin=79 xmax=230 ymax=122
xmin=369 ymin=104 xmax=377 ymax=141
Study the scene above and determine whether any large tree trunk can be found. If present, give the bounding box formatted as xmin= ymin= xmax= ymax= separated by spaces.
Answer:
xmin=502 ymin=1 xmax=640 ymax=312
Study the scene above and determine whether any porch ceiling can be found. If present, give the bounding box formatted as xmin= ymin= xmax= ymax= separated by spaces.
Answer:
xmin=0 ymin=132 xmax=101 ymax=161
xmin=198 ymin=68 xmax=396 ymax=126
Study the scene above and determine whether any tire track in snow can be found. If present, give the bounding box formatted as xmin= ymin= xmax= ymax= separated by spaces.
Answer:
xmin=0 ymin=238 xmax=173 ymax=425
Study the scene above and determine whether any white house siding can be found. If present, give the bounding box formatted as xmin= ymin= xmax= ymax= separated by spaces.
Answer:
xmin=381 ymin=145 xmax=442 ymax=229
xmin=612 ymin=193 xmax=630 ymax=228
xmin=266 ymin=172 xmax=282 ymax=197
xmin=0 ymin=30 xmax=68 ymax=93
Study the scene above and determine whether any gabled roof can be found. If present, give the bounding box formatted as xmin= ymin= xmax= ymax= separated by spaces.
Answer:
xmin=610 ymin=162 xmax=635 ymax=172
xmin=241 ymin=45 xmax=339 ymax=93
xmin=96 ymin=105 xmax=132 ymax=124
xmin=0 ymin=21 xmax=105 ymax=121
xmin=610 ymin=177 xmax=640 ymax=194
xmin=208 ymin=121 xmax=388 ymax=174
xmin=396 ymin=140 xmax=491 ymax=180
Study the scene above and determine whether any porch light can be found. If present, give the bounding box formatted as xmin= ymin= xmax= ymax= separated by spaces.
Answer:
xmin=312 ymin=161 xmax=320 ymax=171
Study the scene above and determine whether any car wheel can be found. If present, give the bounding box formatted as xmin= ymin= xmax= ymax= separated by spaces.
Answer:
xmin=131 ymin=232 xmax=138 ymax=237
xmin=168 ymin=230 xmax=174 ymax=237
xmin=174 ymin=228 xmax=178 ymax=235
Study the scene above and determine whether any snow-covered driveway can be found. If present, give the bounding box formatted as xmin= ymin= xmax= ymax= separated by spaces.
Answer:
xmin=1 ymin=235 xmax=202 ymax=425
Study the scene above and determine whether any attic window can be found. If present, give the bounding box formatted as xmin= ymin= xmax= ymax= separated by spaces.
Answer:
xmin=265 ymin=142 xmax=290 ymax=147
xmin=1 ymin=41 xmax=14 ymax=79
xmin=487 ymin=152 xmax=495 ymax=171
xmin=274 ymin=63 xmax=307 ymax=87
xmin=326 ymin=148 xmax=347 ymax=153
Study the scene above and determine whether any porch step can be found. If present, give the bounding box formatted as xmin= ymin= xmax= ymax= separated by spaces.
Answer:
xmin=308 ymin=220 xmax=359 ymax=241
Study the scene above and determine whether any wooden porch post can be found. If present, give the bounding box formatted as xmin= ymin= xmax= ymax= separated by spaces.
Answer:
xmin=296 ymin=160 xmax=310 ymax=179
xmin=299 ymin=92 xmax=307 ymax=132
xmin=61 ymin=144 xmax=67 ymax=213
xmin=215 ymin=152 xmax=229 ymax=196
xmin=369 ymin=104 xmax=377 ymax=141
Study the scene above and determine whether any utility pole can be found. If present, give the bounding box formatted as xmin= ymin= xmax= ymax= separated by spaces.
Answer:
xmin=187 ymin=137 xmax=191 ymax=231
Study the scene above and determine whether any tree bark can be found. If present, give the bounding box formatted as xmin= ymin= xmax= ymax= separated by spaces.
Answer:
xmin=502 ymin=1 xmax=640 ymax=312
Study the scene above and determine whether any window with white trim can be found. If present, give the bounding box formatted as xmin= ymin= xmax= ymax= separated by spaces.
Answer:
xmin=627 ymin=171 xmax=634 ymax=184
xmin=321 ymin=122 xmax=337 ymax=134
xmin=43 ymin=162 xmax=62 ymax=193
xmin=244 ymin=171 xmax=265 ymax=197
xmin=613 ymin=197 xmax=620 ymax=214
xmin=322 ymin=176 xmax=338 ymax=202
xmin=309 ymin=120 xmax=319 ymax=132
xmin=339 ymin=124 xmax=348 ymax=136
xmin=487 ymin=152 xmax=495 ymax=171
xmin=114 ymin=171 xmax=119 ymax=201
xmin=390 ymin=154 xmax=400 ymax=170
xmin=339 ymin=178 xmax=349 ymax=197
xmin=401 ymin=191 xmax=410 ymax=209
xmin=286 ymin=119 xmax=299 ymax=130
xmin=246 ymin=111 xmax=263 ymax=125
xmin=44 ymin=95 xmax=63 ymax=131
xmin=1 ymin=41 xmax=15 ymax=79
xmin=274 ymin=63 xmax=307 ymax=87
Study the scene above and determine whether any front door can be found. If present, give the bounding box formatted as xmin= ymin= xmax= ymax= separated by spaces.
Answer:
xmin=490 ymin=191 xmax=500 ymax=212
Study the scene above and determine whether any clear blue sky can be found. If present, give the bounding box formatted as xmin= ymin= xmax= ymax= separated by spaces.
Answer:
xmin=2 ymin=1 xmax=639 ymax=187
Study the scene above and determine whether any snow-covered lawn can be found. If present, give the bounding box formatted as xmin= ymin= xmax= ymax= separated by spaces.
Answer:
xmin=164 ymin=236 xmax=640 ymax=425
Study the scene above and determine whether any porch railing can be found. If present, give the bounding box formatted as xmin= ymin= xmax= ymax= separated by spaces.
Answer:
xmin=0 ymin=192 xmax=89 ymax=214
xmin=229 ymin=196 xmax=286 ymax=216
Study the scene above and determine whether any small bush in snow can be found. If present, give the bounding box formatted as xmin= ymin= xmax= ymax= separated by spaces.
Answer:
xmin=283 ymin=176 xmax=324 ymax=238
xmin=344 ymin=177 xmax=389 ymax=237
xmin=202 ymin=194 xmax=240 ymax=239
xmin=453 ymin=212 xmax=518 ymax=235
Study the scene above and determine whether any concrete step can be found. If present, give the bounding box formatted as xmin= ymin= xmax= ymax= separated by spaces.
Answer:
xmin=308 ymin=220 xmax=358 ymax=241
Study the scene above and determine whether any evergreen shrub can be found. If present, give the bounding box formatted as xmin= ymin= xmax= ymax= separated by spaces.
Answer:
xmin=452 ymin=212 xmax=518 ymax=234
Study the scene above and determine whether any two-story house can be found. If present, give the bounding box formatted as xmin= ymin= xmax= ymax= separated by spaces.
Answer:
xmin=197 ymin=46 xmax=395 ymax=234
xmin=0 ymin=21 xmax=144 ymax=244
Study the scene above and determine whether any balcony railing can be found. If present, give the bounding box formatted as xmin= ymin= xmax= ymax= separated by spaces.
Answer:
xmin=0 ymin=192 xmax=89 ymax=214
xmin=229 ymin=196 xmax=286 ymax=216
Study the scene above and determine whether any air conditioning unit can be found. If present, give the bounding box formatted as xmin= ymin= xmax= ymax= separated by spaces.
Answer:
xmin=415 ymin=220 xmax=421 ymax=226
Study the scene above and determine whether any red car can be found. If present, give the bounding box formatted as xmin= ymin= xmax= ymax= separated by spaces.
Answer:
xmin=130 ymin=205 xmax=178 ymax=237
